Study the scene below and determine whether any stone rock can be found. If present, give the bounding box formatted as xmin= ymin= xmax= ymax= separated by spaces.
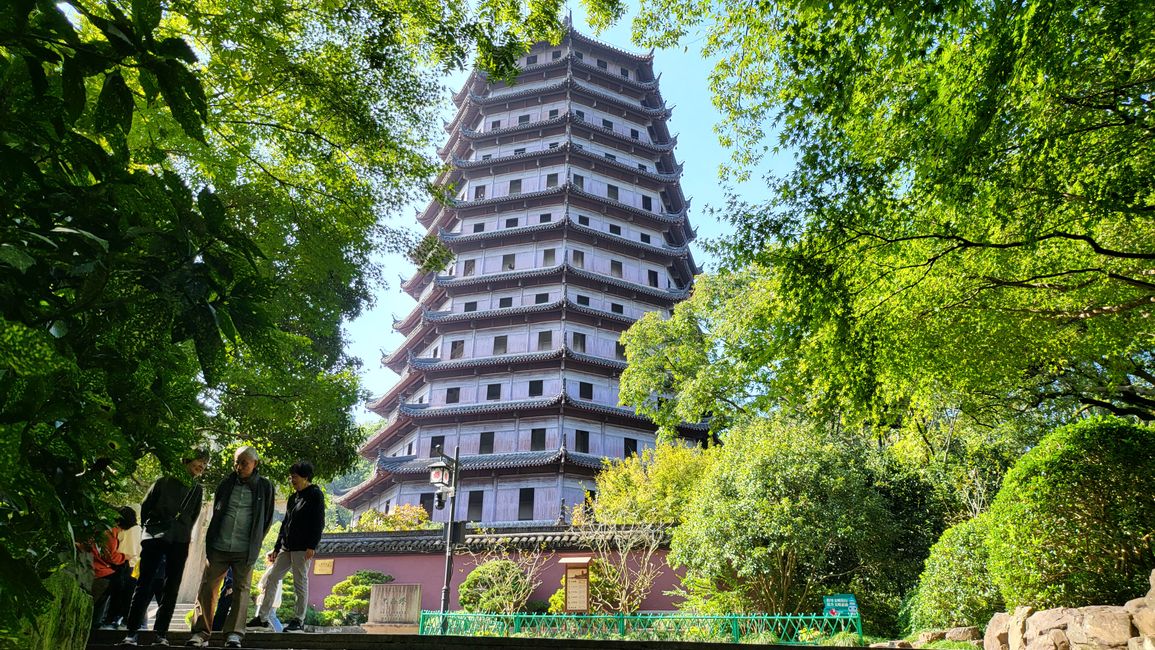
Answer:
xmin=1048 ymin=628 xmax=1071 ymax=650
xmin=869 ymin=642 xmax=913 ymax=648
xmin=1126 ymin=599 xmax=1150 ymax=614
xmin=1029 ymin=609 xmax=1078 ymax=640
xmin=1027 ymin=632 xmax=1058 ymax=650
xmin=1066 ymin=606 xmax=1134 ymax=648
xmin=1011 ymin=607 xmax=1038 ymax=650
xmin=986 ymin=613 xmax=1010 ymax=650
xmin=1148 ymin=569 xmax=1155 ymax=598
xmin=949 ymin=627 xmax=984 ymax=642
xmin=1135 ymin=608 xmax=1155 ymax=637
xmin=1128 ymin=636 xmax=1155 ymax=650
xmin=920 ymin=631 xmax=947 ymax=644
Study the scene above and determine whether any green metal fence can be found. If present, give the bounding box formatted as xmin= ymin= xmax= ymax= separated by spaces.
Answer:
xmin=418 ymin=611 xmax=863 ymax=644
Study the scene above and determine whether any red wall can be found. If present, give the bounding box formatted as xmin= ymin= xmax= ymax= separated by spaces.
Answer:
xmin=307 ymin=549 xmax=685 ymax=613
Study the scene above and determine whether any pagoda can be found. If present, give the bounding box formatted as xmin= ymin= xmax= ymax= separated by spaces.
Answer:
xmin=337 ymin=27 xmax=704 ymax=525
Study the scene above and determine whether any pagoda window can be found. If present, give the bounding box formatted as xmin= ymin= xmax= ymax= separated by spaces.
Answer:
xmin=573 ymin=174 xmax=584 ymax=189
xmin=543 ymin=249 xmax=555 ymax=266
xmin=604 ymin=153 xmax=616 ymax=161
xmin=463 ymin=301 xmax=477 ymax=312
xmin=602 ymin=118 xmax=613 ymax=129
xmin=548 ymin=142 xmax=559 ymax=149
xmin=479 ymin=431 xmax=494 ymax=454
xmin=473 ymin=185 xmax=486 ymax=200
xmin=596 ymin=59 xmax=608 ymax=70
xmin=406 ymin=442 xmax=414 ymax=455
xmin=445 ymin=388 xmax=460 ymax=404
xmin=539 ymin=213 xmax=552 ymax=223
xmin=572 ymin=250 xmax=584 ymax=268
xmin=467 ymin=490 xmax=484 ymax=521
xmin=611 ymin=302 xmax=624 ymax=314
xmin=450 ymin=340 xmax=464 ymax=359
xmin=611 ymin=259 xmax=623 ymax=278
xmin=548 ymin=108 xmax=559 ymax=119
xmin=502 ymin=254 xmax=516 ymax=271
xmin=552 ymin=50 xmax=561 ymax=60
xmin=607 ymin=184 xmax=619 ymax=201
xmin=530 ymin=428 xmax=546 ymax=451
xmin=528 ymin=380 xmax=544 ymax=397
xmin=624 ymin=437 xmax=638 ymax=457
xmin=642 ymin=195 xmax=653 ymax=211
xmin=419 ymin=493 xmax=434 ymax=516
xmin=575 ymin=51 xmax=584 ymax=60
xmin=575 ymin=295 xmax=590 ymax=306
xmin=640 ymin=233 xmax=651 ymax=244
xmin=492 ymin=335 xmax=507 ymax=355
xmin=430 ymin=435 xmax=445 ymax=457
xmin=575 ymin=109 xmax=585 ymax=120
xmin=630 ymin=128 xmax=640 ymax=140
xmin=472 ymin=223 xmax=485 ymax=233
xmin=620 ymin=67 xmax=629 ymax=78
xmin=513 ymin=147 xmax=526 ymax=155
xmin=490 ymin=119 xmax=501 ymax=129
xmin=505 ymin=217 xmax=518 ymax=228
xmin=578 ymin=381 xmax=594 ymax=399
xmin=608 ymin=224 xmax=621 ymax=235
xmin=573 ymin=142 xmax=583 ymax=150
xmin=518 ymin=488 xmax=535 ymax=521
xmin=534 ymin=292 xmax=549 ymax=304
xmin=518 ymin=114 xmax=530 ymax=124
xmin=577 ymin=215 xmax=590 ymax=226
xmin=499 ymin=297 xmax=513 ymax=308
xmin=486 ymin=383 xmax=502 ymax=400
xmin=546 ymin=173 xmax=558 ymax=188
xmin=575 ymin=430 xmax=590 ymax=453
xmin=481 ymin=154 xmax=492 ymax=160
xmin=463 ymin=259 xmax=475 ymax=276
xmin=572 ymin=332 xmax=586 ymax=353
xmin=648 ymin=269 xmax=660 ymax=287
xmin=637 ymin=163 xmax=647 ymax=171
xmin=537 ymin=330 xmax=552 ymax=350
xmin=615 ymin=341 xmax=627 ymax=359
xmin=508 ymin=179 xmax=522 ymax=194
xmin=526 ymin=54 xmax=538 ymax=65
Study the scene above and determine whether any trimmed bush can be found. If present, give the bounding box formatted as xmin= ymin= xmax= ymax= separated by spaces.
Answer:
xmin=907 ymin=513 xmax=1002 ymax=632
xmin=986 ymin=416 xmax=1155 ymax=608
xmin=458 ymin=560 xmax=530 ymax=614
xmin=321 ymin=570 xmax=392 ymax=625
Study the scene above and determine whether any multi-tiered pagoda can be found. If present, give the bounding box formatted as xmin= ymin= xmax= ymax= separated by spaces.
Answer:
xmin=337 ymin=27 xmax=704 ymax=526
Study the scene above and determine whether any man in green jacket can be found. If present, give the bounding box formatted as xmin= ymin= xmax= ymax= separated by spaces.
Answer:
xmin=186 ymin=446 xmax=274 ymax=649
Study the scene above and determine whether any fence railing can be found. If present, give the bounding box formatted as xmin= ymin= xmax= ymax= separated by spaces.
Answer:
xmin=418 ymin=611 xmax=863 ymax=644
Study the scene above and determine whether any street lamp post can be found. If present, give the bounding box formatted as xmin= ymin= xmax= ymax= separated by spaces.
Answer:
xmin=428 ymin=445 xmax=459 ymax=635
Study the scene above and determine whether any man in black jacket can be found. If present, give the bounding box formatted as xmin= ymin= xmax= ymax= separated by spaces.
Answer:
xmin=247 ymin=460 xmax=325 ymax=633
xmin=186 ymin=446 xmax=275 ymax=649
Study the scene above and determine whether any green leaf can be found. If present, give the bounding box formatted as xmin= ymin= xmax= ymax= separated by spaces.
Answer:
xmin=51 ymin=227 xmax=110 ymax=252
xmin=152 ymin=59 xmax=205 ymax=142
xmin=138 ymin=68 xmax=160 ymax=103
xmin=155 ymin=37 xmax=198 ymax=63
xmin=93 ymin=72 xmax=134 ymax=135
xmin=197 ymin=188 xmax=226 ymax=233
xmin=60 ymin=56 xmax=87 ymax=124
xmin=0 ymin=244 xmax=35 ymax=273
xmin=131 ymin=0 xmax=162 ymax=36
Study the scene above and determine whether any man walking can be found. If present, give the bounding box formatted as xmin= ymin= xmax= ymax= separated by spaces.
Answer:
xmin=186 ymin=447 xmax=274 ymax=649
xmin=247 ymin=461 xmax=325 ymax=633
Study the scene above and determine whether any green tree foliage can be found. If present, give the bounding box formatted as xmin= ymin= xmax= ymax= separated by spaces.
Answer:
xmin=907 ymin=514 xmax=1002 ymax=633
xmin=458 ymin=560 xmax=532 ymax=614
xmin=349 ymin=503 xmax=434 ymax=532
xmin=986 ymin=417 xmax=1155 ymax=609
xmin=0 ymin=0 xmax=568 ymax=636
xmin=599 ymin=0 xmax=1155 ymax=426
xmin=591 ymin=441 xmax=713 ymax=524
xmin=322 ymin=570 xmax=392 ymax=625
xmin=669 ymin=417 xmax=895 ymax=616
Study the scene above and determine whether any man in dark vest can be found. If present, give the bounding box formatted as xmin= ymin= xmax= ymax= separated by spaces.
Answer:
xmin=185 ymin=446 xmax=274 ymax=649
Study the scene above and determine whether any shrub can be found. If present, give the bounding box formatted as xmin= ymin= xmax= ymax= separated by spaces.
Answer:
xmin=986 ymin=417 xmax=1155 ymax=608
xmin=353 ymin=504 xmax=434 ymax=531
xmin=321 ymin=570 xmax=393 ymax=625
xmin=907 ymin=513 xmax=1002 ymax=632
xmin=458 ymin=560 xmax=530 ymax=614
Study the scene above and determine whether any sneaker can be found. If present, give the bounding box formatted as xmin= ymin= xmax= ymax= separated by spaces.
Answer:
xmin=151 ymin=634 xmax=170 ymax=646
xmin=183 ymin=635 xmax=207 ymax=648
xmin=100 ymin=623 xmax=119 ymax=630
xmin=117 ymin=634 xmax=138 ymax=646
xmin=244 ymin=617 xmax=269 ymax=631
xmin=285 ymin=619 xmax=304 ymax=632
xmin=224 ymin=633 xmax=243 ymax=649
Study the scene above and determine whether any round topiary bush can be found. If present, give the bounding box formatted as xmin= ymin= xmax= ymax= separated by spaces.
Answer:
xmin=458 ymin=560 xmax=530 ymax=614
xmin=907 ymin=513 xmax=1002 ymax=632
xmin=986 ymin=416 xmax=1155 ymax=609
xmin=321 ymin=570 xmax=392 ymax=625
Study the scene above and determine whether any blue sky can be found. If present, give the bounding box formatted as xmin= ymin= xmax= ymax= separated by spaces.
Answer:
xmin=343 ymin=7 xmax=787 ymax=424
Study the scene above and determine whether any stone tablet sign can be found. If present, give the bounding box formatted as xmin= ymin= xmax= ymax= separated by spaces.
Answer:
xmin=368 ymin=584 xmax=421 ymax=624
xmin=823 ymin=593 xmax=859 ymax=617
xmin=313 ymin=559 xmax=334 ymax=575
xmin=560 ymin=556 xmax=593 ymax=613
